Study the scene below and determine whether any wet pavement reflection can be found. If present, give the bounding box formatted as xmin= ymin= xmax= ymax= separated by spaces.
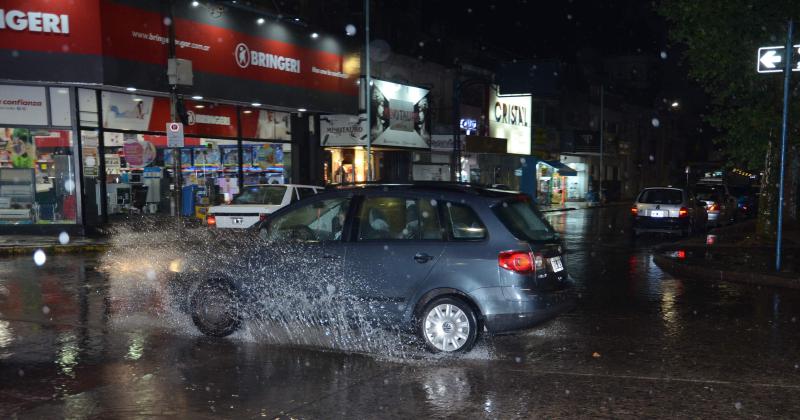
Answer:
xmin=2 ymin=206 xmax=800 ymax=418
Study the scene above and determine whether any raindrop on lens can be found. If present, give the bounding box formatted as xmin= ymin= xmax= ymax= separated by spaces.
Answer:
xmin=660 ymin=51 xmax=668 ymax=59
xmin=163 ymin=17 xmax=172 ymax=26
xmin=33 ymin=249 xmax=46 ymax=266
xmin=345 ymin=24 xmax=357 ymax=36
xmin=58 ymin=232 xmax=70 ymax=245
xmin=734 ymin=402 xmax=742 ymax=410
xmin=430 ymin=199 xmax=437 ymax=206
xmin=42 ymin=305 xmax=50 ymax=315
xmin=64 ymin=179 xmax=76 ymax=193
xmin=651 ymin=118 xmax=660 ymax=127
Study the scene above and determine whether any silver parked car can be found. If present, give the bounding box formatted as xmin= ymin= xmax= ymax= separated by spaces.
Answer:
xmin=631 ymin=187 xmax=708 ymax=237
xmin=695 ymin=180 xmax=737 ymax=227
xmin=183 ymin=183 xmax=576 ymax=353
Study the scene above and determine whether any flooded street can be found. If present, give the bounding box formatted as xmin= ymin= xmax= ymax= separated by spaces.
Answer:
xmin=2 ymin=206 xmax=800 ymax=418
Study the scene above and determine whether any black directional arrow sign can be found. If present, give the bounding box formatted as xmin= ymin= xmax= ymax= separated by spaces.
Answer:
xmin=757 ymin=45 xmax=800 ymax=73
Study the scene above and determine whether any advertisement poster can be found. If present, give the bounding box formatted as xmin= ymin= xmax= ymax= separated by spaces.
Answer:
xmin=122 ymin=134 xmax=156 ymax=168
xmin=320 ymin=114 xmax=368 ymax=146
xmin=370 ymin=80 xmax=430 ymax=149
xmin=256 ymin=110 xmax=292 ymax=141
xmin=103 ymin=92 xmax=155 ymax=132
xmin=489 ymin=88 xmax=532 ymax=155
xmin=0 ymin=85 xmax=48 ymax=126
xmin=192 ymin=148 xmax=221 ymax=168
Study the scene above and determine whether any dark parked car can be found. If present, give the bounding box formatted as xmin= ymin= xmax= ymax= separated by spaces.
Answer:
xmin=187 ymin=183 xmax=575 ymax=353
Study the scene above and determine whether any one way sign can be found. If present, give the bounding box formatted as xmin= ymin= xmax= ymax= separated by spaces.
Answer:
xmin=757 ymin=45 xmax=800 ymax=73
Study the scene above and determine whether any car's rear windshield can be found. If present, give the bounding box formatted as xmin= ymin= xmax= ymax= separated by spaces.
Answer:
xmin=232 ymin=185 xmax=286 ymax=205
xmin=695 ymin=185 xmax=723 ymax=201
xmin=493 ymin=198 xmax=558 ymax=242
xmin=637 ymin=189 xmax=683 ymax=204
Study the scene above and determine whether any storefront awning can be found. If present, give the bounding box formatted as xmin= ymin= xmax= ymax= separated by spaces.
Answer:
xmin=544 ymin=160 xmax=578 ymax=176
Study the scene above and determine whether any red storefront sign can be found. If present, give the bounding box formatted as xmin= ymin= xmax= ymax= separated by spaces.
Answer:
xmin=1 ymin=0 xmax=357 ymax=104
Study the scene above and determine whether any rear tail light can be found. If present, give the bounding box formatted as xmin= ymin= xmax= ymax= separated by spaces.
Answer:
xmin=498 ymin=251 xmax=544 ymax=274
xmin=206 ymin=215 xmax=216 ymax=227
xmin=631 ymin=206 xmax=638 ymax=215
xmin=708 ymin=203 xmax=719 ymax=211
xmin=678 ymin=207 xmax=689 ymax=218
xmin=259 ymin=213 xmax=268 ymax=222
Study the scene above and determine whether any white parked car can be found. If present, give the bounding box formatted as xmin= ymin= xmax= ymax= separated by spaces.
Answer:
xmin=207 ymin=184 xmax=322 ymax=229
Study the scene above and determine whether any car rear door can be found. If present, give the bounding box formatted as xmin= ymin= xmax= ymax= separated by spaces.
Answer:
xmin=344 ymin=192 xmax=446 ymax=318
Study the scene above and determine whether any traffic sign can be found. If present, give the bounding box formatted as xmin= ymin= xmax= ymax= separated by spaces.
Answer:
xmin=166 ymin=122 xmax=184 ymax=147
xmin=757 ymin=45 xmax=800 ymax=73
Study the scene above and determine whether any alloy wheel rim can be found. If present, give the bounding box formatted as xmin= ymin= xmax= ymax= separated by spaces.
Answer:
xmin=424 ymin=303 xmax=470 ymax=351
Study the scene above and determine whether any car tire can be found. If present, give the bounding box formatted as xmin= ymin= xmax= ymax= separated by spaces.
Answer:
xmin=418 ymin=297 xmax=478 ymax=353
xmin=190 ymin=280 xmax=242 ymax=337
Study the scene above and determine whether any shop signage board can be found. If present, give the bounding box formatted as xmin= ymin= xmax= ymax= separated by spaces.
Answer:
xmin=0 ymin=85 xmax=48 ymax=126
xmin=370 ymin=80 xmax=431 ymax=149
xmin=0 ymin=1 xmax=358 ymax=112
xmin=166 ymin=122 xmax=184 ymax=148
xmin=489 ymin=88 xmax=532 ymax=155
xmin=320 ymin=114 xmax=367 ymax=146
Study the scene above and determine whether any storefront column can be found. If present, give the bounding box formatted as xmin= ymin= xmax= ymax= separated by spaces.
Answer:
xmin=291 ymin=114 xmax=323 ymax=186
xmin=236 ymin=106 xmax=244 ymax=192
xmin=69 ymin=87 xmax=85 ymax=230
xmin=95 ymin=90 xmax=108 ymax=224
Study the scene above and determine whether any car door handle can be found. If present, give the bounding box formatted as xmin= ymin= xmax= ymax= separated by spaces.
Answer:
xmin=414 ymin=253 xmax=434 ymax=263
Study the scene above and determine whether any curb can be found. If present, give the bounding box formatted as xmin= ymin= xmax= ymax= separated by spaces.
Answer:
xmin=653 ymin=254 xmax=800 ymax=290
xmin=0 ymin=244 xmax=111 ymax=256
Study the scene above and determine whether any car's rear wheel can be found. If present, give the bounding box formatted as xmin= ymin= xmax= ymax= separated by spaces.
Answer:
xmin=418 ymin=297 xmax=478 ymax=353
xmin=191 ymin=281 xmax=242 ymax=337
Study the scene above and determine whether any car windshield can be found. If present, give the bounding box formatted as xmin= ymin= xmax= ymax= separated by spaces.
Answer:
xmin=493 ymin=198 xmax=558 ymax=242
xmin=232 ymin=185 xmax=286 ymax=205
xmin=637 ymin=189 xmax=683 ymax=204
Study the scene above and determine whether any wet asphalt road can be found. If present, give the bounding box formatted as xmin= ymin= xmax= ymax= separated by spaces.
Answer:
xmin=2 ymin=206 xmax=800 ymax=418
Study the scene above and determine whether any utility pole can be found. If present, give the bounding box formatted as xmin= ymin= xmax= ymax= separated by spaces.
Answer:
xmin=776 ymin=20 xmax=793 ymax=271
xmin=364 ymin=0 xmax=372 ymax=182
xmin=166 ymin=0 xmax=181 ymax=218
xmin=599 ymin=84 xmax=604 ymax=203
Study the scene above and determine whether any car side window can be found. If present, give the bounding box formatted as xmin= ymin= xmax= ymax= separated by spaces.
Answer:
xmin=445 ymin=202 xmax=486 ymax=240
xmin=356 ymin=197 xmax=443 ymax=240
xmin=297 ymin=187 xmax=316 ymax=200
xmin=268 ymin=198 xmax=350 ymax=242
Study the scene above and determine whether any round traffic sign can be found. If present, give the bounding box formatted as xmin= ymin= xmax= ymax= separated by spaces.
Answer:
xmin=169 ymin=123 xmax=180 ymax=132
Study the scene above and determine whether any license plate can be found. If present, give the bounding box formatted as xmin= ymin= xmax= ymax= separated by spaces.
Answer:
xmin=549 ymin=256 xmax=564 ymax=272
xmin=232 ymin=217 xmax=243 ymax=225
xmin=650 ymin=210 xmax=665 ymax=218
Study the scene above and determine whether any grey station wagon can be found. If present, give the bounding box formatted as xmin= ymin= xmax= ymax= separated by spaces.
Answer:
xmin=188 ymin=183 xmax=575 ymax=353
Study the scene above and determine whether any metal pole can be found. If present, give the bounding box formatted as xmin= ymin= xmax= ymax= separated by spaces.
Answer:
xmin=599 ymin=84 xmax=604 ymax=203
xmin=776 ymin=19 xmax=793 ymax=271
xmin=453 ymin=80 xmax=461 ymax=182
xmin=166 ymin=0 xmax=181 ymax=218
xmin=364 ymin=0 xmax=372 ymax=182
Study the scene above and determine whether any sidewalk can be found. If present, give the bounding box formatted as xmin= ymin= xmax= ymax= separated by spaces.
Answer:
xmin=538 ymin=201 xmax=629 ymax=213
xmin=653 ymin=219 xmax=800 ymax=289
xmin=0 ymin=234 xmax=111 ymax=256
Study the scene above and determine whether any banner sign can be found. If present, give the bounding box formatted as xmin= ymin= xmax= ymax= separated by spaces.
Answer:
xmin=0 ymin=1 xmax=357 ymax=111
xmin=489 ymin=88 xmax=531 ymax=155
xmin=320 ymin=114 xmax=367 ymax=146
xmin=0 ymin=85 xmax=48 ymax=126
xmin=370 ymin=80 xmax=430 ymax=149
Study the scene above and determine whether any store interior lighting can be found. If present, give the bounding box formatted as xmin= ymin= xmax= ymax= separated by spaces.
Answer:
xmin=251 ymin=102 xmax=262 ymax=107
xmin=125 ymin=87 xmax=137 ymax=92
xmin=191 ymin=95 xmax=203 ymax=100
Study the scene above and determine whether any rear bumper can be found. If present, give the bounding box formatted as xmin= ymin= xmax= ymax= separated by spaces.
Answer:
xmin=470 ymin=286 xmax=576 ymax=334
xmin=633 ymin=216 xmax=689 ymax=232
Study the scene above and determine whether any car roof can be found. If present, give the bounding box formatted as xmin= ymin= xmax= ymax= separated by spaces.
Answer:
xmin=328 ymin=182 xmax=522 ymax=198
xmin=639 ymin=187 xmax=684 ymax=192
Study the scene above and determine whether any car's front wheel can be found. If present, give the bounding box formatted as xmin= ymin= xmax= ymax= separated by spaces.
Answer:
xmin=190 ymin=281 xmax=242 ymax=337
xmin=418 ymin=297 xmax=478 ymax=353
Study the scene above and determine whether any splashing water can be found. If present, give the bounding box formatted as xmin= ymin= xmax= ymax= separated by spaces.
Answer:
xmin=99 ymin=220 xmax=424 ymax=358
